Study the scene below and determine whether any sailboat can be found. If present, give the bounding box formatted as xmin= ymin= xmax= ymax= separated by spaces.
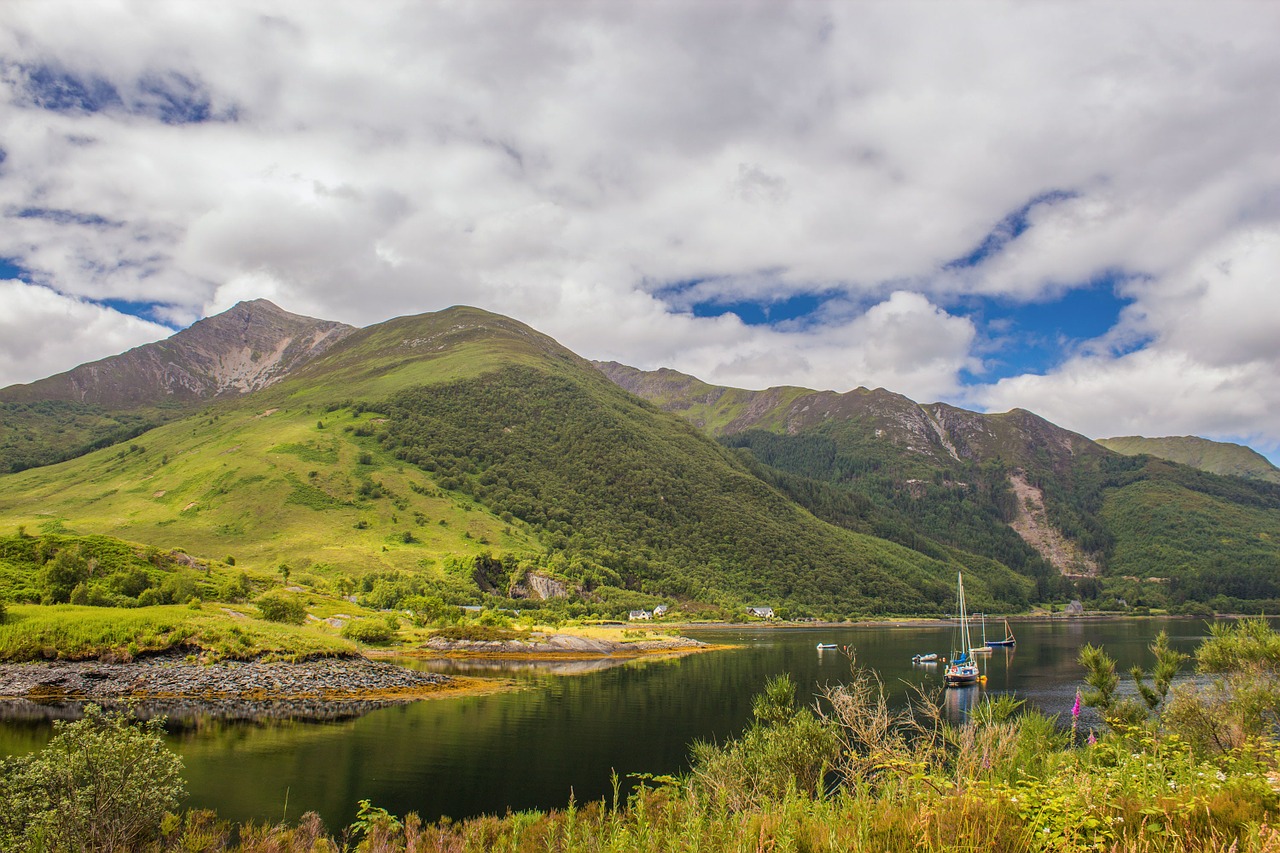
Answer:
xmin=986 ymin=618 xmax=1016 ymax=648
xmin=970 ymin=612 xmax=993 ymax=655
xmin=944 ymin=573 xmax=982 ymax=688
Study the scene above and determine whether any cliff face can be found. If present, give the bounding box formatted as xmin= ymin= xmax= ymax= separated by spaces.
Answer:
xmin=0 ymin=300 xmax=356 ymax=408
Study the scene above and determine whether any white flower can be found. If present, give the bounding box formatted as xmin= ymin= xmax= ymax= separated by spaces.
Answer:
xmin=1216 ymin=771 xmax=1226 ymax=782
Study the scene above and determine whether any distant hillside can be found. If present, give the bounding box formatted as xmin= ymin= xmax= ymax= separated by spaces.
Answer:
xmin=1097 ymin=435 xmax=1280 ymax=484
xmin=0 ymin=306 xmax=1033 ymax=617
xmin=599 ymin=362 xmax=1280 ymax=612
xmin=0 ymin=300 xmax=355 ymax=472
xmin=598 ymin=361 xmax=1108 ymax=595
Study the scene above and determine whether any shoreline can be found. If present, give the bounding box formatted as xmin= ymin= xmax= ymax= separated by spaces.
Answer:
xmin=383 ymin=632 xmax=727 ymax=661
xmin=0 ymin=652 xmax=510 ymax=721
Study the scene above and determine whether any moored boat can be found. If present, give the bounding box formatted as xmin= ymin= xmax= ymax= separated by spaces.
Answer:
xmin=986 ymin=618 xmax=1016 ymax=647
xmin=912 ymin=652 xmax=939 ymax=663
xmin=944 ymin=573 xmax=983 ymax=688
xmin=816 ymin=643 xmax=838 ymax=650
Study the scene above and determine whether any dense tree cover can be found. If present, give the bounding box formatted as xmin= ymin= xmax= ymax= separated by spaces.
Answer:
xmin=374 ymin=367 xmax=1028 ymax=615
xmin=0 ymin=400 xmax=174 ymax=473
xmin=723 ymin=430 xmax=1062 ymax=601
xmin=721 ymin=426 xmax=1280 ymax=608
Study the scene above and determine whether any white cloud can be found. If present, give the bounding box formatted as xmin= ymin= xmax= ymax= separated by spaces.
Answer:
xmin=0 ymin=1 xmax=1279 ymax=456
xmin=972 ymin=229 xmax=1280 ymax=460
xmin=0 ymin=280 xmax=171 ymax=388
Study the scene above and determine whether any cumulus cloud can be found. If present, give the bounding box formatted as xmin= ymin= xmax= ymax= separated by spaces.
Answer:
xmin=972 ymin=230 xmax=1280 ymax=457
xmin=0 ymin=280 xmax=171 ymax=388
xmin=0 ymin=1 xmax=1278 ymax=457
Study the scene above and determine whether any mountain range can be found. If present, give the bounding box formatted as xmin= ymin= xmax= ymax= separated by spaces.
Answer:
xmin=2 ymin=300 xmax=1278 ymax=617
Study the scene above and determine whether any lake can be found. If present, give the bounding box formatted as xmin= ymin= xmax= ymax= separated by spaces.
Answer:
xmin=0 ymin=617 xmax=1228 ymax=830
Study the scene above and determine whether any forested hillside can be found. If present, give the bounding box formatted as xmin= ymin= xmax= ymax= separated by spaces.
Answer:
xmin=372 ymin=366 xmax=1032 ymax=614
xmin=601 ymin=364 xmax=1280 ymax=612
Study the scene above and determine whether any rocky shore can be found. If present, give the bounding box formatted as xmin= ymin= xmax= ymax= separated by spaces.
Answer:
xmin=0 ymin=653 xmax=454 ymax=723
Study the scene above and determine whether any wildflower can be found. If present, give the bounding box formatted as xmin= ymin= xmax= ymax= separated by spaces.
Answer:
xmin=1216 ymin=771 xmax=1226 ymax=782
xmin=1087 ymin=732 xmax=1096 ymax=746
xmin=1072 ymin=692 xmax=1081 ymax=718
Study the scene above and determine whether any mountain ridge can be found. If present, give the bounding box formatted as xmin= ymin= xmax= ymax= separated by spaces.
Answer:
xmin=2 ymin=302 xmax=1278 ymax=617
xmin=1098 ymin=435 xmax=1280 ymax=484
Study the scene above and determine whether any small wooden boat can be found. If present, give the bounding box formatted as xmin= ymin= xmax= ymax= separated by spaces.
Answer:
xmin=983 ymin=617 xmax=1013 ymax=645
xmin=816 ymin=643 xmax=838 ymax=650
xmin=912 ymin=652 xmax=939 ymax=663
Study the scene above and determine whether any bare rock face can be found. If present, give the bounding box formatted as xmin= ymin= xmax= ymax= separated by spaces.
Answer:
xmin=0 ymin=299 xmax=356 ymax=408
xmin=1007 ymin=470 xmax=1100 ymax=577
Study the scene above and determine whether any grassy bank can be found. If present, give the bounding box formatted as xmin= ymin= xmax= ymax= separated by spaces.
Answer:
xmin=0 ymin=603 xmax=356 ymax=662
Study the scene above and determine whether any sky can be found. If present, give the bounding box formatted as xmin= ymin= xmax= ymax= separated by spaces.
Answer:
xmin=1 ymin=2 xmax=1278 ymax=464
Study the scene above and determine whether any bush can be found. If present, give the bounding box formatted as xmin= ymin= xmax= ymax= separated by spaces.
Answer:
xmin=0 ymin=599 xmax=6 ymax=624
xmin=341 ymin=619 xmax=396 ymax=645
xmin=0 ymin=705 xmax=185 ymax=851
xmin=255 ymin=590 xmax=307 ymax=624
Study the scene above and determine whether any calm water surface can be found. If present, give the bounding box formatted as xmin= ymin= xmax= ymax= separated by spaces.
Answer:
xmin=0 ymin=618 xmax=1230 ymax=829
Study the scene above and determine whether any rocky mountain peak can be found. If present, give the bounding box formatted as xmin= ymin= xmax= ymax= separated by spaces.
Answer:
xmin=0 ymin=300 xmax=357 ymax=408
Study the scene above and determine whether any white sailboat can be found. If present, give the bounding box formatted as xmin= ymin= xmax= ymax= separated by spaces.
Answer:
xmin=944 ymin=573 xmax=982 ymax=688
xmin=970 ymin=612 xmax=993 ymax=655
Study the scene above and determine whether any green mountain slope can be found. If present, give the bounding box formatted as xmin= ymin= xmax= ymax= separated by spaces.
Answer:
xmin=0 ymin=300 xmax=355 ymax=474
xmin=1098 ymin=435 xmax=1280 ymax=484
xmin=598 ymin=363 xmax=1280 ymax=611
xmin=0 ymin=307 xmax=1032 ymax=616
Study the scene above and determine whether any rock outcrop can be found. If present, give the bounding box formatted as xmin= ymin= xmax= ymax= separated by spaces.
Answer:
xmin=0 ymin=300 xmax=356 ymax=408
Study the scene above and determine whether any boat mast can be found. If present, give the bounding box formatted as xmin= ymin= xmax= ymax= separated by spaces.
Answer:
xmin=957 ymin=572 xmax=971 ymax=654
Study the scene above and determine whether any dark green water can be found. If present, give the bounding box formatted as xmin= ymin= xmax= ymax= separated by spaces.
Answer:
xmin=0 ymin=618 xmax=1225 ymax=830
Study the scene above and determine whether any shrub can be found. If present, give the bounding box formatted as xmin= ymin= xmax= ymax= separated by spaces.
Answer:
xmin=255 ymin=590 xmax=307 ymax=624
xmin=690 ymin=674 xmax=838 ymax=809
xmin=0 ymin=705 xmax=185 ymax=851
xmin=341 ymin=619 xmax=395 ymax=645
xmin=0 ymin=599 xmax=6 ymax=624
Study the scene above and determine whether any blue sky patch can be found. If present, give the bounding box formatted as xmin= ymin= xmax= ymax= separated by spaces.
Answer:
xmin=11 ymin=207 xmax=122 ymax=228
xmin=94 ymin=297 xmax=179 ymax=328
xmin=0 ymin=258 xmax=27 ymax=281
xmin=956 ymin=272 xmax=1139 ymax=383
xmin=13 ymin=62 xmax=221 ymax=125
xmin=691 ymin=291 xmax=834 ymax=326
xmin=22 ymin=63 xmax=124 ymax=113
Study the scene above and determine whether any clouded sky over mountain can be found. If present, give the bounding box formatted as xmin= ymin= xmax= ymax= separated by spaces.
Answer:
xmin=1 ymin=2 xmax=1278 ymax=462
